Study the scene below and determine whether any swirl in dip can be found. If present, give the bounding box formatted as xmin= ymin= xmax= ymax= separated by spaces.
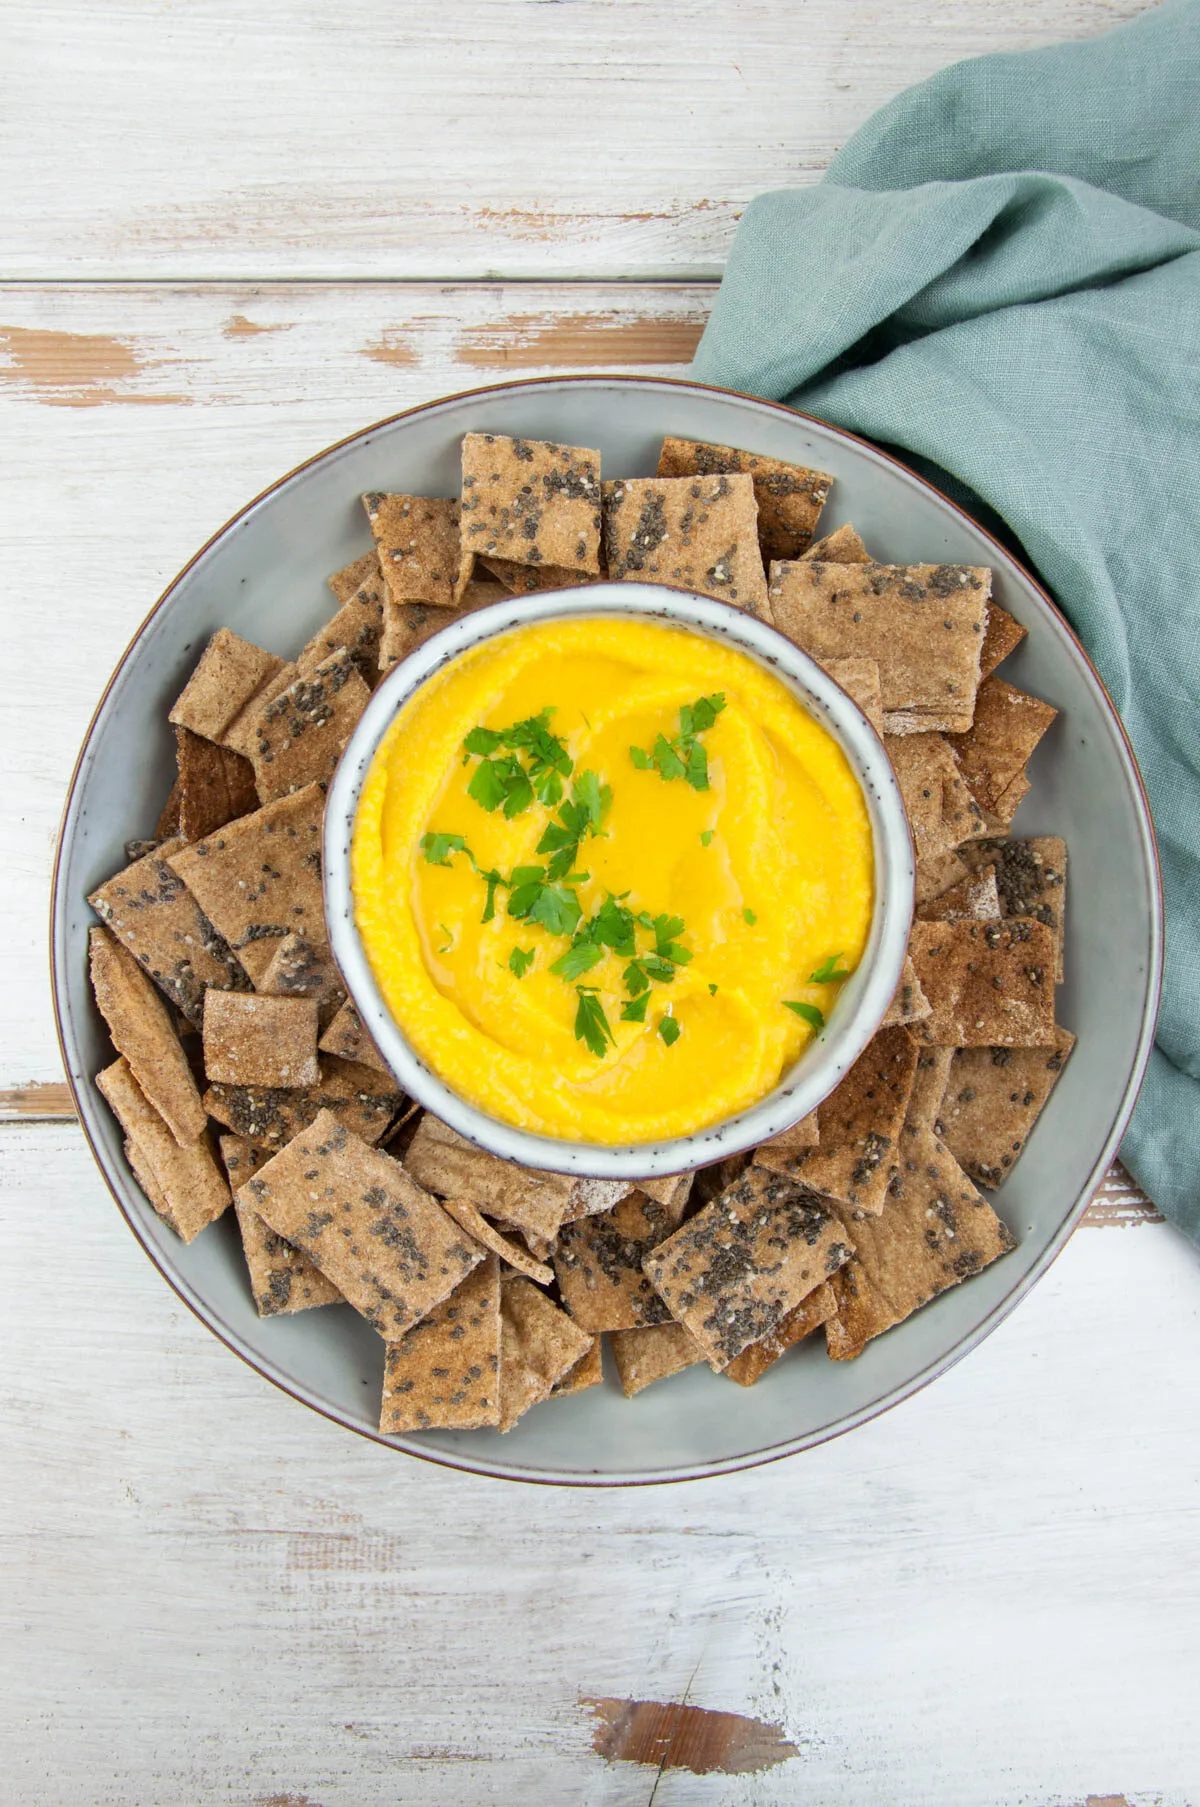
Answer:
xmin=351 ymin=614 xmax=873 ymax=1144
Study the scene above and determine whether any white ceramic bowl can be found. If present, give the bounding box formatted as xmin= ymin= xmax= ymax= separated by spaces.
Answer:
xmin=324 ymin=582 xmax=914 ymax=1179
xmin=52 ymin=375 xmax=1161 ymax=1484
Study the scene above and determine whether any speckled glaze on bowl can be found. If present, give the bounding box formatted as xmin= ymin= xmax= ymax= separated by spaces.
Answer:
xmin=51 ymin=375 xmax=1161 ymax=1485
xmin=323 ymin=582 xmax=914 ymax=1179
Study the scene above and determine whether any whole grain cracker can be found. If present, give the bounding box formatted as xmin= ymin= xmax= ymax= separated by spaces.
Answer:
xmin=824 ymin=657 xmax=884 ymax=737
xmin=298 ymin=569 xmax=386 ymax=685
xmin=246 ymin=649 xmax=370 ymax=803
xmin=947 ymin=676 xmax=1057 ymax=822
xmin=166 ymin=783 xmax=328 ymax=984
xmin=825 ymin=1123 xmax=1014 ymax=1359
xmin=88 ymin=925 xmax=206 ymax=1144
xmin=554 ymin=1189 xmax=692 ymax=1333
xmin=644 ymin=1167 xmax=855 ymax=1372
xmin=979 ymin=602 xmax=1027 ymax=679
xmin=752 ymin=1110 xmax=820 ymax=1175
xmin=723 ymin=1280 xmax=838 ymax=1387
xmin=328 ymin=550 xmax=381 ymax=604
xmin=363 ymin=493 xmax=463 ymax=608
xmin=233 ymin=1186 xmax=344 ymax=1318
xmin=915 ymin=865 xmax=1000 ymax=922
xmin=881 ymin=956 xmax=932 ymax=1028
xmin=938 ymin=1027 xmax=1075 ymax=1188
xmin=560 ymin=1176 xmax=634 ymax=1224
xmin=222 ymin=662 xmax=299 ymax=759
xmin=782 ymin=1025 xmax=920 ymax=1213
xmin=635 ymin=1171 xmax=695 ymax=1211
xmin=318 ymin=998 xmax=390 ymax=1076
xmin=380 ymin=1253 xmax=501 ymax=1432
xmin=886 ymin=732 xmax=986 ymax=863
xmin=550 ymin=1336 xmax=604 ymax=1397
xmin=174 ymin=725 xmax=259 ymax=842
xmin=124 ymin=1136 xmax=179 ymax=1235
xmin=907 ymin=918 xmax=1057 ymax=1046
xmin=204 ymin=1054 xmax=402 ymax=1148
xmin=479 ymin=555 xmax=596 ymax=594
xmin=603 ymin=473 xmax=768 ymax=614
xmin=404 ymin=1114 xmax=573 ymax=1242
xmin=498 ymin=1274 xmax=593 ymax=1432
xmin=913 ymin=849 xmax=969 ymax=908
xmin=203 ymin=990 xmax=320 ymax=1089
xmin=803 ymin=523 xmax=870 ymax=564
xmin=656 ymin=436 xmax=831 ymax=561
xmin=609 ymin=1323 xmax=706 ymax=1397
xmin=460 ymin=435 xmax=602 ymax=585
xmin=905 ymin=1043 xmax=955 ymax=1131
xmin=89 ymin=837 xmax=250 ymax=1025
xmin=169 ymin=628 xmax=285 ymax=744
xmin=768 ymin=561 xmax=989 ymax=734
xmin=957 ymin=836 xmax=1067 ymax=982
xmin=97 ymin=1056 xmax=230 ymax=1242
xmin=256 ymin=932 xmax=346 ymax=1028
xmin=238 ymin=1110 xmax=482 ymax=1339
xmin=437 ymin=1196 xmax=554 ymax=1287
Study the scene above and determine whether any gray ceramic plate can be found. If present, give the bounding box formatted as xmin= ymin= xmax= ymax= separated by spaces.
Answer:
xmin=52 ymin=376 xmax=1162 ymax=1486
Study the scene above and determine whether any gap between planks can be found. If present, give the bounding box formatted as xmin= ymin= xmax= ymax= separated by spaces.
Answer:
xmin=0 ymin=1082 xmax=1160 ymax=1225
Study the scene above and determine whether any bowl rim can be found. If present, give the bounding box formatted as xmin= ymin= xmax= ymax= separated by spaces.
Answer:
xmin=323 ymin=581 xmax=915 ymax=1178
xmin=49 ymin=372 xmax=1164 ymax=1487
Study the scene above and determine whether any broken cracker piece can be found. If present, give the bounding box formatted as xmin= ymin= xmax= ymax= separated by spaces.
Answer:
xmin=881 ymin=956 xmax=932 ymax=1029
xmin=550 ymin=1337 xmax=604 ymax=1397
xmin=723 ymin=1281 xmax=838 ymax=1386
xmin=89 ymin=925 xmax=206 ymax=1144
xmin=460 ymin=435 xmax=602 ymax=588
xmin=645 ymin=1167 xmax=855 ymax=1372
xmin=203 ymin=990 xmax=320 ymax=1089
xmin=169 ymin=628 xmax=285 ymax=745
xmin=907 ymin=919 xmax=1057 ymax=1047
xmin=256 ymin=932 xmax=346 ymax=1026
xmin=174 ymin=725 xmax=259 ymax=842
xmin=803 ymin=523 xmax=869 ymax=564
xmin=656 ymin=436 xmax=831 ymax=561
xmin=824 ymin=657 xmax=884 ymax=737
xmin=246 ymin=649 xmax=370 ymax=803
xmin=232 ymin=1160 xmax=344 ymax=1318
xmin=979 ymin=602 xmax=1027 ymax=680
xmin=905 ymin=1043 xmax=955 ymax=1131
xmin=381 ymin=1254 xmax=502 ymax=1432
xmin=328 ymin=550 xmax=381 ymax=604
xmin=298 ymin=568 xmax=386 ymax=685
xmin=938 ymin=1027 xmax=1075 ymax=1188
xmin=603 ymin=473 xmax=768 ymax=614
xmin=610 ymin=1322 xmax=707 ymax=1397
xmin=437 ymin=1196 xmax=554 ymax=1287
xmin=204 ymin=1054 xmax=402 ymax=1148
xmin=753 ymin=1111 xmax=820 ymax=1176
xmin=957 ymin=836 xmax=1067 ymax=983
xmin=554 ymin=1189 xmax=692 ymax=1333
xmin=98 ymin=1056 xmax=230 ymax=1242
xmin=947 ymin=676 xmax=1057 ymax=823
xmin=783 ymin=1025 xmax=919 ymax=1214
xmin=318 ymin=998 xmax=390 ymax=1076
xmin=221 ymin=662 xmax=299 ymax=759
xmin=479 ymin=555 xmax=596 ymax=594
xmin=237 ymin=1110 xmax=482 ymax=1340
xmin=404 ymin=1114 xmax=573 ymax=1242
xmin=498 ymin=1275 xmax=593 ymax=1432
xmin=915 ymin=865 xmax=1000 ymax=922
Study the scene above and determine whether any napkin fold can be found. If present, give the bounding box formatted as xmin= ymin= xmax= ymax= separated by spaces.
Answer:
xmin=693 ymin=0 xmax=1200 ymax=1242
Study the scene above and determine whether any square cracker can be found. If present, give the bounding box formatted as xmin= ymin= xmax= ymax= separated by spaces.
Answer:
xmin=881 ymin=956 xmax=932 ymax=1029
xmin=803 ymin=523 xmax=869 ymax=564
xmin=89 ymin=837 xmax=250 ymax=1025
xmin=825 ymin=1123 xmax=1015 ymax=1360
xmin=655 ymin=436 xmax=832 ymax=561
xmin=299 ymin=568 xmax=386 ymax=685
xmin=554 ymin=1189 xmax=692 ymax=1333
xmin=460 ymin=434 xmax=602 ymax=580
xmin=498 ymin=1275 xmax=593 ymax=1432
xmin=768 ymin=561 xmax=989 ymax=734
xmin=244 ymin=650 xmax=371 ymax=804
xmin=203 ymin=991 xmax=320 ymax=1089
xmin=610 ymin=1322 xmax=705 ymax=1397
xmin=957 ymin=836 xmax=1067 ymax=983
xmin=237 ymin=1110 xmax=483 ymax=1340
xmin=318 ymin=998 xmax=390 ymax=1076
xmin=644 ymin=1167 xmax=855 ymax=1372
xmin=908 ymin=918 xmax=1057 ymax=1046
xmin=363 ymin=493 xmax=463 ymax=608
xmin=173 ymin=725 xmax=259 ymax=842
xmin=222 ymin=662 xmax=298 ymax=759
xmin=938 ymin=1027 xmax=1075 ymax=1188
xmin=89 ymin=925 xmax=206 ymax=1144
xmin=381 ymin=1254 xmax=502 ymax=1432
xmin=225 ymin=1140 xmax=343 ymax=1318
xmin=979 ymin=602 xmax=1027 ymax=679
xmin=97 ymin=1056 xmax=230 ymax=1242
xmin=404 ymin=1114 xmax=573 ymax=1242
xmin=328 ymin=550 xmax=381 ymax=604
xmin=824 ymin=657 xmax=883 ymax=737
xmin=885 ymin=732 xmax=985 ymax=862
xmin=169 ymin=628 xmax=285 ymax=745
xmin=778 ymin=1025 xmax=920 ymax=1214
xmin=722 ymin=1280 xmax=837 ymax=1387
xmin=167 ymin=783 xmax=328 ymax=984
xmin=603 ymin=473 xmax=768 ymax=614
xmin=947 ymin=676 xmax=1057 ymax=822
xmin=204 ymin=1054 xmax=402 ymax=1148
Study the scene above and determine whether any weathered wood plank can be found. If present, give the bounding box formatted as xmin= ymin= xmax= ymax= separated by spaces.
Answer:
xmin=0 ymin=1120 xmax=1196 ymax=1805
xmin=1 ymin=0 xmax=1154 ymax=280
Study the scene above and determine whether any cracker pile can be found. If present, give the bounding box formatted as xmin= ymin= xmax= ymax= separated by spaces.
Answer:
xmin=87 ymin=430 xmax=1072 ymax=1433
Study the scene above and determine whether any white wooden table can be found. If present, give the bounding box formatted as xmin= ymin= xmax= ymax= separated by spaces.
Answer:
xmin=4 ymin=4 xmax=1198 ymax=1801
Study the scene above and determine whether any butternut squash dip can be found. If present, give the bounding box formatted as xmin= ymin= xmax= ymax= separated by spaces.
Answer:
xmin=352 ymin=614 xmax=873 ymax=1143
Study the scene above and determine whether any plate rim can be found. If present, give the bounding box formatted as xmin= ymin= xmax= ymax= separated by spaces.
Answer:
xmin=49 ymin=371 xmax=1165 ymax=1487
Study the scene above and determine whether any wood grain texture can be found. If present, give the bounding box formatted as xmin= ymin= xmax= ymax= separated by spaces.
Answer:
xmin=1 ymin=1122 xmax=1197 ymax=1805
xmin=1 ymin=0 xmax=1155 ymax=280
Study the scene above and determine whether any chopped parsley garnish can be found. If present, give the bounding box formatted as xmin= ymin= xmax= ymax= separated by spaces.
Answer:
xmin=659 ymin=1014 xmax=682 ymax=1047
xmin=508 ymin=947 xmax=534 ymax=979
xmin=437 ymin=923 xmax=453 ymax=954
xmin=463 ymin=709 xmax=573 ymax=815
xmin=536 ymin=769 xmax=612 ymax=878
xmin=574 ymin=987 xmax=614 ymax=1058
xmin=421 ymin=831 xmax=471 ymax=867
xmin=810 ymin=954 xmax=851 ymax=982
xmin=620 ymin=993 xmax=650 ymax=1023
xmin=743 ymin=907 xmax=757 ymax=926
xmin=784 ymin=1000 xmax=825 ymax=1030
xmin=629 ymin=692 xmax=726 ymax=791
xmin=550 ymin=940 xmax=604 ymax=981
xmin=708 ymin=983 xmax=718 ymax=995
xmin=700 ymin=829 xmax=715 ymax=846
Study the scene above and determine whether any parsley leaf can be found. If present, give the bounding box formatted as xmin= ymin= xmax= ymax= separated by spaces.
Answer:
xmin=463 ymin=725 xmax=503 ymax=756
xmin=550 ymin=940 xmax=604 ymax=981
xmin=629 ymin=693 xmax=726 ymax=789
xmin=810 ymin=954 xmax=851 ymax=983
xmin=508 ymin=947 xmax=534 ymax=978
xmin=708 ymin=983 xmax=718 ymax=995
xmin=640 ymin=955 xmax=676 ymax=983
xmin=784 ymin=1000 xmax=825 ymax=1031
xmin=659 ymin=1014 xmax=682 ymax=1047
xmin=574 ymin=987 xmax=614 ymax=1058
xmin=421 ymin=831 xmax=470 ymax=867
xmin=700 ymin=829 xmax=715 ymax=847
xmin=479 ymin=869 xmax=504 ymax=923
xmin=623 ymin=960 xmax=650 ymax=998
xmin=743 ymin=907 xmax=758 ymax=926
xmin=572 ymin=769 xmax=611 ymax=833
xmin=629 ymin=745 xmax=652 ymax=770
xmin=620 ymin=993 xmax=649 ymax=1023
xmin=528 ymin=883 xmax=582 ymax=938
xmin=591 ymin=896 xmax=636 ymax=958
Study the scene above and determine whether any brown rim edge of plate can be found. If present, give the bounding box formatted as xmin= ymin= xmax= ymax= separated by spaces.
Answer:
xmin=49 ymin=372 xmax=1166 ymax=1488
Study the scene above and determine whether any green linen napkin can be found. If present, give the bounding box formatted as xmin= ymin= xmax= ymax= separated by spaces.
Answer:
xmin=693 ymin=0 xmax=1200 ymax=1241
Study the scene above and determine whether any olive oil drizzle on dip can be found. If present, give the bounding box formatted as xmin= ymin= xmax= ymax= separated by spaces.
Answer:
xmin=352 ymin=615 xmax=874 ymax=1145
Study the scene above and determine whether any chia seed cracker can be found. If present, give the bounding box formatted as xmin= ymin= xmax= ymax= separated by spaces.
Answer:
xmin=802 ymin=523 xmax=870 ymax=564
xmin=938 ymin=1027 xmax=1076 ymax=1188
xmin=554 ymin=1188 xmax=692 ymax=1333
xmin=203 ymin=991 xmax=320 ymax=1089
xmin=979 ymin=602 xmax=1027 ymax=680
xmin=327 ymin=549 xmax=381 ymax=604
xmin=722 ymin=1280 xmax=838 ymax=1387
xmin=89 ymin=925 xmax=207 ymax=1145
xmin=362 ymin=492 xmax=463 ymax=609
xmin=168 ymin=627 xmax=285 ymax=745
xmin=656 ymin=436 xmax=832 ymax=562
xmin=907 ymin=918 xmax=1058 ymax=1047
xmin=459 ymin=435 xmax=602 ymax=590
xmin=204 ymin=1054 xmax=403 ymax=1148
xmin=956 ymin=835 xmax=1067 ymax=982
xmin=776 ymin=1025 xmax=920 ymax=1215
xmin=380 ymin=1253 xmax=502 ymax=1433
xmin=404 ymin=1113 xmax=574 ymax=1242
xmin=245 ymin=648 xmax=370 ymax=804
xmin=318 ymin=998 xmax=391 ymax=1076
xmin=880 ymin=956 xmax=932 ymax=1028
xmin=298 ymin=569 xmax=386 ymax=686
xmin=947 ymin=675 xmax=1058 ymax=823
xmin=603 ymin=472 xmax=768 ymax=614
xmin=174 ymin=724 xmax=259 ymax=842
xmin=437 ymin=1196 xmax=555 ymax=1288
